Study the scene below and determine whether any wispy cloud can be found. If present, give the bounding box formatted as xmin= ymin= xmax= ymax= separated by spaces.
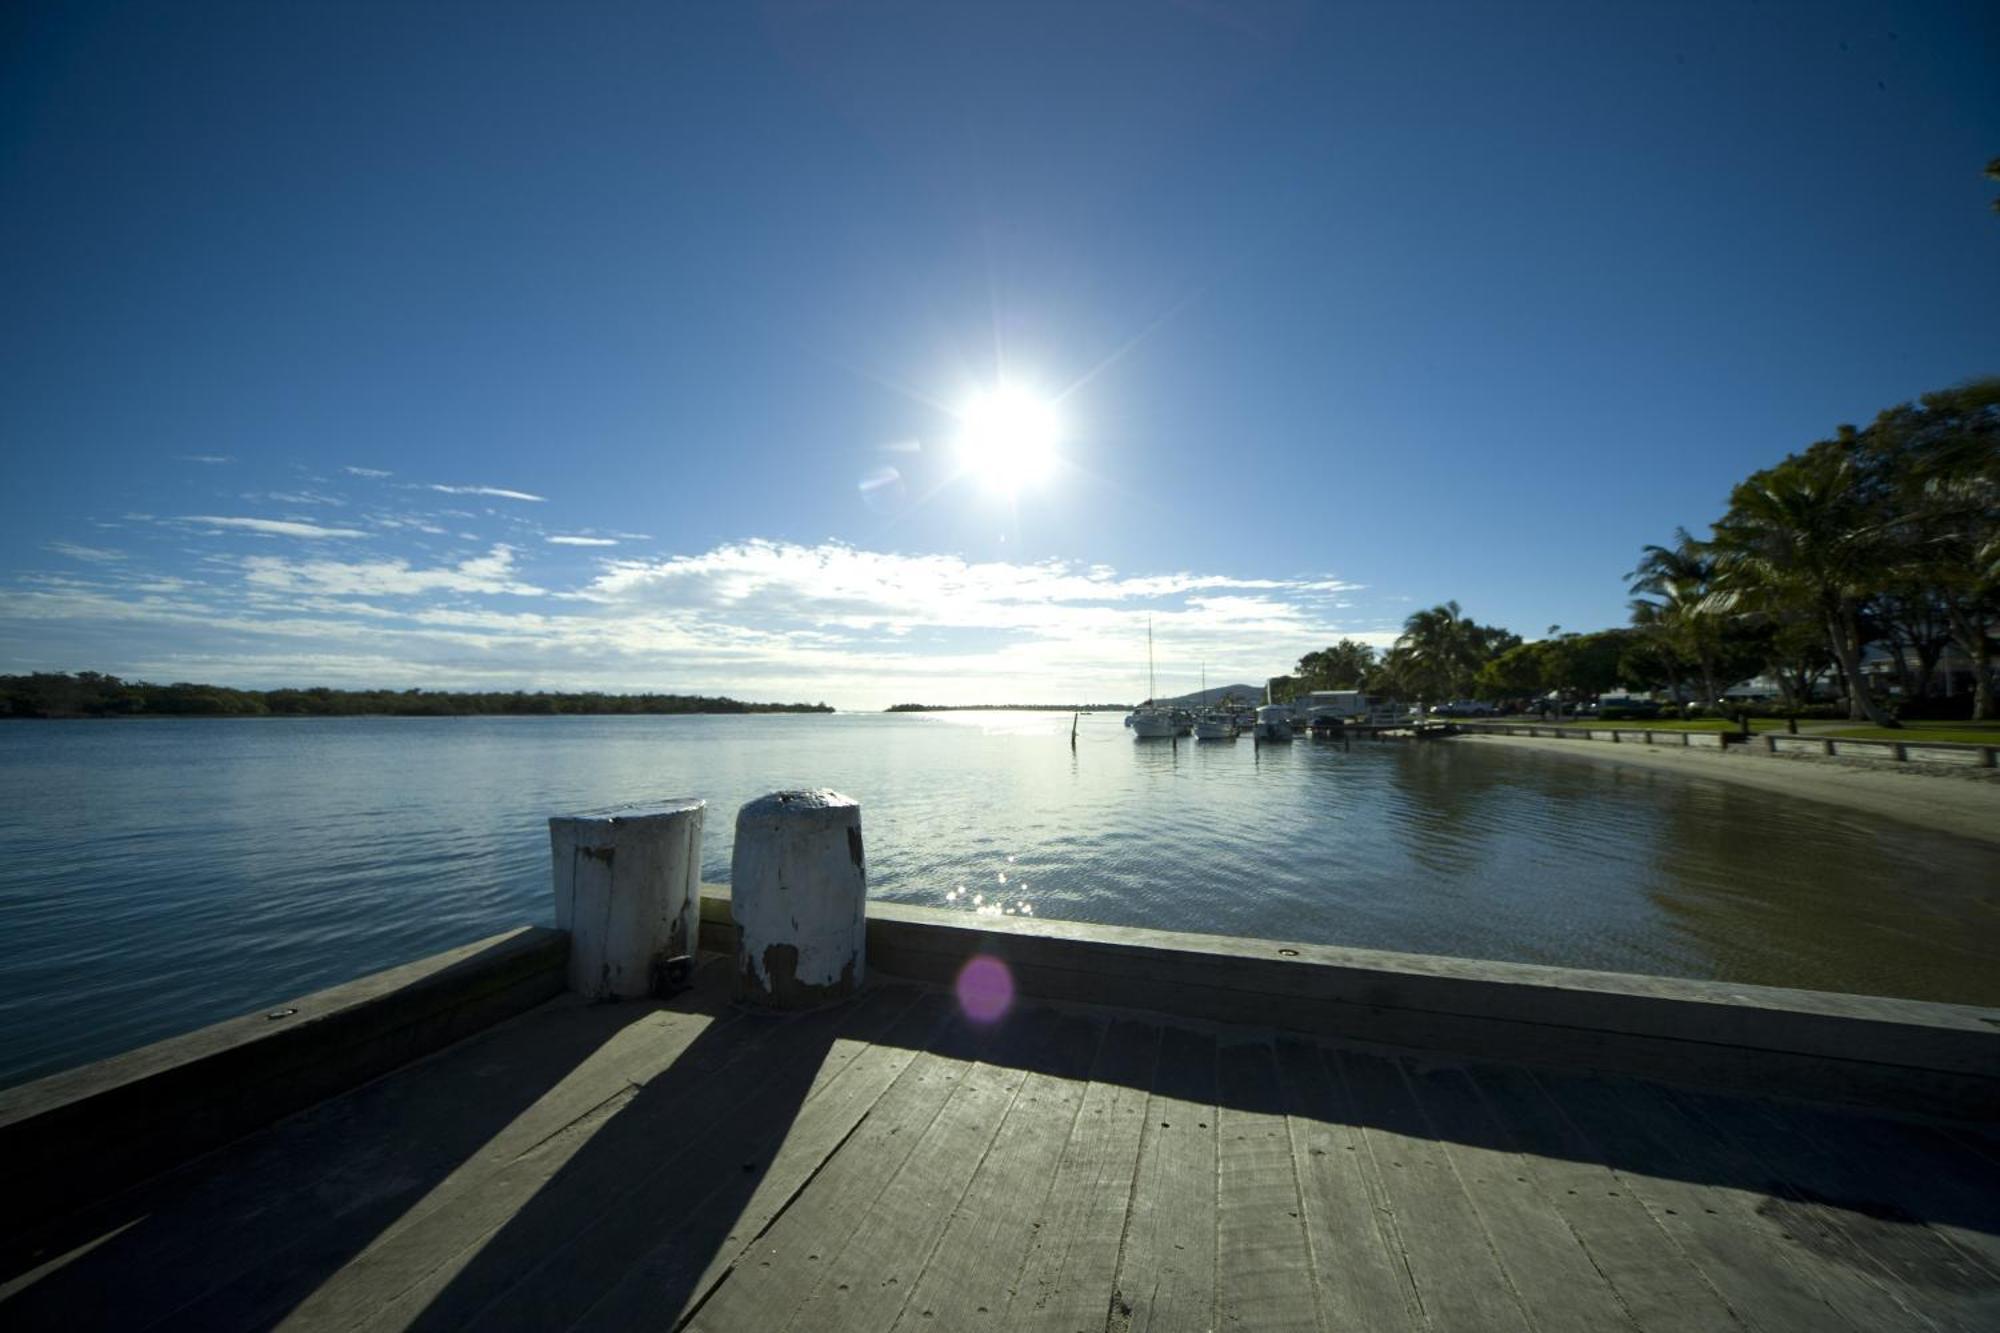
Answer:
xmin=547 ymin=535 xmax=619 ymax=547
xmin=427 ymin=484 xmax=546 ymax=502
xmin=46 ymin=541 xmax=126 ymax=563
xmin=241 ymin=544 xmax=543 ymax=596
xmin=250 ymin=490 xmax=347 ymax=507
xmin=180 ymin=516 xmax=369 ymax=539
xmin=176 ymin=454 xmax=234 ymax=465
xmin=343 ymin=466 xmax=393 ymax=478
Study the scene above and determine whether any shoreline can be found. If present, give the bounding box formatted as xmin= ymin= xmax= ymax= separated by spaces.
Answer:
xmin=1456 ymin=732 xmax=2000 ymax=849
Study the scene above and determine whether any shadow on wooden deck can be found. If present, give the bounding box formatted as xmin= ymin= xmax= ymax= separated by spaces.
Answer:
xmin=3 ymin=959 xmax=1996 ymax=1332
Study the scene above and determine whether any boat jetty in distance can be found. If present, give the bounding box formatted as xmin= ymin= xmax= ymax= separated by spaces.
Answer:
xmin=3 ymin=785 xmax=1993 ymax=1331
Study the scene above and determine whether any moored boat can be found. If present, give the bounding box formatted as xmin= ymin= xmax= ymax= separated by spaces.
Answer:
xmin=1254 ymin=703 xmax=1293 ymax=741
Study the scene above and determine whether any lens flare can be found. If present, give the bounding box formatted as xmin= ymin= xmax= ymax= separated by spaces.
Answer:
xmin=954 ymin=954 xmax=1014 ymax=1024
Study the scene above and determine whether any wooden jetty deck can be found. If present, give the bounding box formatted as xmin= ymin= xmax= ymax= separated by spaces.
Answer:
xmin=3 ymin=904 xmax=1996 ymax=1331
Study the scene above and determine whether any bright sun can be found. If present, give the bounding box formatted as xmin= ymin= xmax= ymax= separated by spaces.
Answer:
xmin=956 ymin=386 xmax=1060 ymax=495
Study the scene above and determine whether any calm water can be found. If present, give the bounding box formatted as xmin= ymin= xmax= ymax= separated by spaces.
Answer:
xmin=1 ymin=712 xmax=1995 ymax=1088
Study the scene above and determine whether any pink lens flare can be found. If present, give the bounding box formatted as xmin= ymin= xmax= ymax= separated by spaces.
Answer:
xmin=954 ymin=955 xmax=1014 ymax=1024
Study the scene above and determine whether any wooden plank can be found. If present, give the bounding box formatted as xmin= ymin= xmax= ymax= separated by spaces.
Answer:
xmin=1746 ymin=1100 xmax=2000 ymax=1290
xmin=889 ymin=1009 xmax=1106 ymax=1330
xmin=1335 ymin=1049 xmax=1531 ymax=1331
xmin=680 ymin=1005 xmax=994 ymax=1331
xmin=577 ymin=993 xmax=963 ymax=1332
xmin=261 ymin=983 xmax=892 ymax=1333
xmin=1007 ymin=1017 xmax=1159 ymax=1332
xmin=787 ymin=1006 xmax=1071 ymax=1331
xmin=367 ymin=983 xmax=927 ymax=1333
xmin=1213 ymin=1037 xmax=1317 ymax=1332
xmin=1271 ymin=1036 xmax=1421 ymax=1331
xmin=1 ymin=979 xmax=735 ymax=1331
xmin=1465 ymin=1065 xmax=1743 ymax=1332
xmin=1531 ymin=1069 xmax=1884 ymax=1331
xmin=1113 ymin=1025 xmax=1220 ymax=1333
xmin=1401 ymin=1060 xmax=1639 ymax=1331
xmin=1664 ymin=1087 xmax=1995 ymax=1333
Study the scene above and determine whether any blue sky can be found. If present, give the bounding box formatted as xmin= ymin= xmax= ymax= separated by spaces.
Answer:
xmin=3 ymin=1 xmax=1996 ymax=707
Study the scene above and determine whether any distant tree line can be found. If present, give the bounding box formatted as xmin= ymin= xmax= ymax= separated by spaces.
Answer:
xmin=1272 ymin=378 xmax=1997 ymax=722
xmin=885 ymin=703 xmax=1131 ymax=712
xmin=0 ymin=673 xmax=833 ymax=718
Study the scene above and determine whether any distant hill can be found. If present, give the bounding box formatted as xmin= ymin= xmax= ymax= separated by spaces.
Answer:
xmin=1150 ymin=684 xmax=1264 ymax=708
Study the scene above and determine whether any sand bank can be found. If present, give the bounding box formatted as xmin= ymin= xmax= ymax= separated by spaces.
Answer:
xmin=1456 ymin=732 xmax=2000 ymax=848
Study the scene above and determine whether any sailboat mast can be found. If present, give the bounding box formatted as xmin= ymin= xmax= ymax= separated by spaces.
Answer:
xmin=1147 ymin=618 xmax=1156 ymax=704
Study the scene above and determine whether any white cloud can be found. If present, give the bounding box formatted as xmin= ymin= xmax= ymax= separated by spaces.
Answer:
xmin=343 ymin=466 xmax=393 ymax=478
xmin=181 ymin=516 xmax=369 ymax=539
xmin=241 ymin=544 xmax=544 ymax=597
xmin=46 ymin=542 xmax=126 ymax=562
xmin=428 ymin=484 xmax=547 ymax=502
xmin=251 ymin=490 xmax=347 ymax=507
xmin=3 ymin=534 xmax=1379 ymax=707
xmin=176 ymin=454 xmax=233 ymax=465
xmin=548 ymin=535 xmax=619 ymax=547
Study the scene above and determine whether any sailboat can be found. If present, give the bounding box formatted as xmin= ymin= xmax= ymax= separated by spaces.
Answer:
xmin=1192 ymin=664 xmax=1238 ymax=740
xmin=1125 ymin=621 xmax=1178 ymax=739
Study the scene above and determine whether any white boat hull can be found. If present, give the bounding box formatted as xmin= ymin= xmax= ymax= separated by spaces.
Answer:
xmin=1128 ymin=711 xmax=1178 ymax=738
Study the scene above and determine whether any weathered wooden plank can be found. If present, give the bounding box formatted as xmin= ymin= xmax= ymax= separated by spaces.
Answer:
xmin=376 ymin=983 xmax=926 ymax=1333
xmin=1401 ymin=1061 xmax=1638 ymax=1331
xmin=681 ymin=1006 xmax=993 ymax=1332
xmin=1767 ymin=1103 xmax=2000 ymax=1284
xmin=0 ymin=926 xmax=570 ymax=1244
xmin=786 ymin=1007 xmax=1066 ymax=1331
xmin=1 ymin=976 xmax=735 ymax=1332
xmin=1007 ymin=1018 xmax=1159 ymax=1332
xmin=1532 ymin=1069 xmax=1877 ymax=1331
xmin=1336 ymin=1049 xmax=1531 ymax=1331
xmin=268 ymin=984 xmax=890 ymax=1333
xmin=1590 ymin=1079 xmax=1943 ymax=1332
xmin=889 ymin=1009 xmax=1106 ymax=1331
xmin=1664 ymin=1086 xmax=1996 ymax=1333
xmin=1271 ymin=1036 xmax=1421 ymax=1331
xmin=1113 ymin=1025 xmax=1220 ymax=1333
xmin=1465 ymin=1065 xmax=1743 ymax=1332
xmin=576 ymin=993 xmax=961 ymax=1332
xmin=1213 ymin=1037 xmax=1317 ymax=1332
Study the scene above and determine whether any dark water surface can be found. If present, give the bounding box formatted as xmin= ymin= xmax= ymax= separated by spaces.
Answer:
xmin=1 ymin=712 xmax=1994 ymax=1087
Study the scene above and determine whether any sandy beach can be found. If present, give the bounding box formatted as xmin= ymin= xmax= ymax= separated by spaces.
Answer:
xmin=1457 ymin=732 xmax=2000 ymax=848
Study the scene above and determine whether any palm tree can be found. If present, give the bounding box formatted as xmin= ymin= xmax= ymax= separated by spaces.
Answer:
xmin=1709 ymin=448 xmax=1898 ymax=726
xmin=1397 ymin=601 xmax=1479 ymax=700
xmin=1627 ymin=528 xmax=1725 ymax=704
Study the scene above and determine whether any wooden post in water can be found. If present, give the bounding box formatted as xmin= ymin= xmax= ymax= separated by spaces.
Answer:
xmin=732 ymin=789 xmax=866 ymax=1010
xmin=549 ymin=800 xmax=703 ymax=1001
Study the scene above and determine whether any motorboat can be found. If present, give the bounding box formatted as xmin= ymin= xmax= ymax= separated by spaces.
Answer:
xmin=1254 ymin=703 xmax=1293 ymax=741
xmin=1192 ymin=710 xmax=1238 ymax=740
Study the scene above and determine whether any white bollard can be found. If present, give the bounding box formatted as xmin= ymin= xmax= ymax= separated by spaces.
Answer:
xmin=731 ymin=789 xmax=866 ymax=1009
xmin=549 ymin=799 xmax=704 ymax=1001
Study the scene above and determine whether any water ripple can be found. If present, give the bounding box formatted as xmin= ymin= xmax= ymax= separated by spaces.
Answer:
xmin=0 ymin=713 xmax=1995 ymax=1087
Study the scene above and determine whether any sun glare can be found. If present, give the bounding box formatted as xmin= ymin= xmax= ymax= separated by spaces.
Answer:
xmin=957 ymin=386 xmax=1060 ymax=495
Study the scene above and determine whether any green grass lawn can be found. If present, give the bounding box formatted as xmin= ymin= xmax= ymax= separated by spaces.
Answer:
xmin=1826 ymin=721 xmax=2000 ymax=745
xmin=1484 ymin=716 xmax=1788 ymax=732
